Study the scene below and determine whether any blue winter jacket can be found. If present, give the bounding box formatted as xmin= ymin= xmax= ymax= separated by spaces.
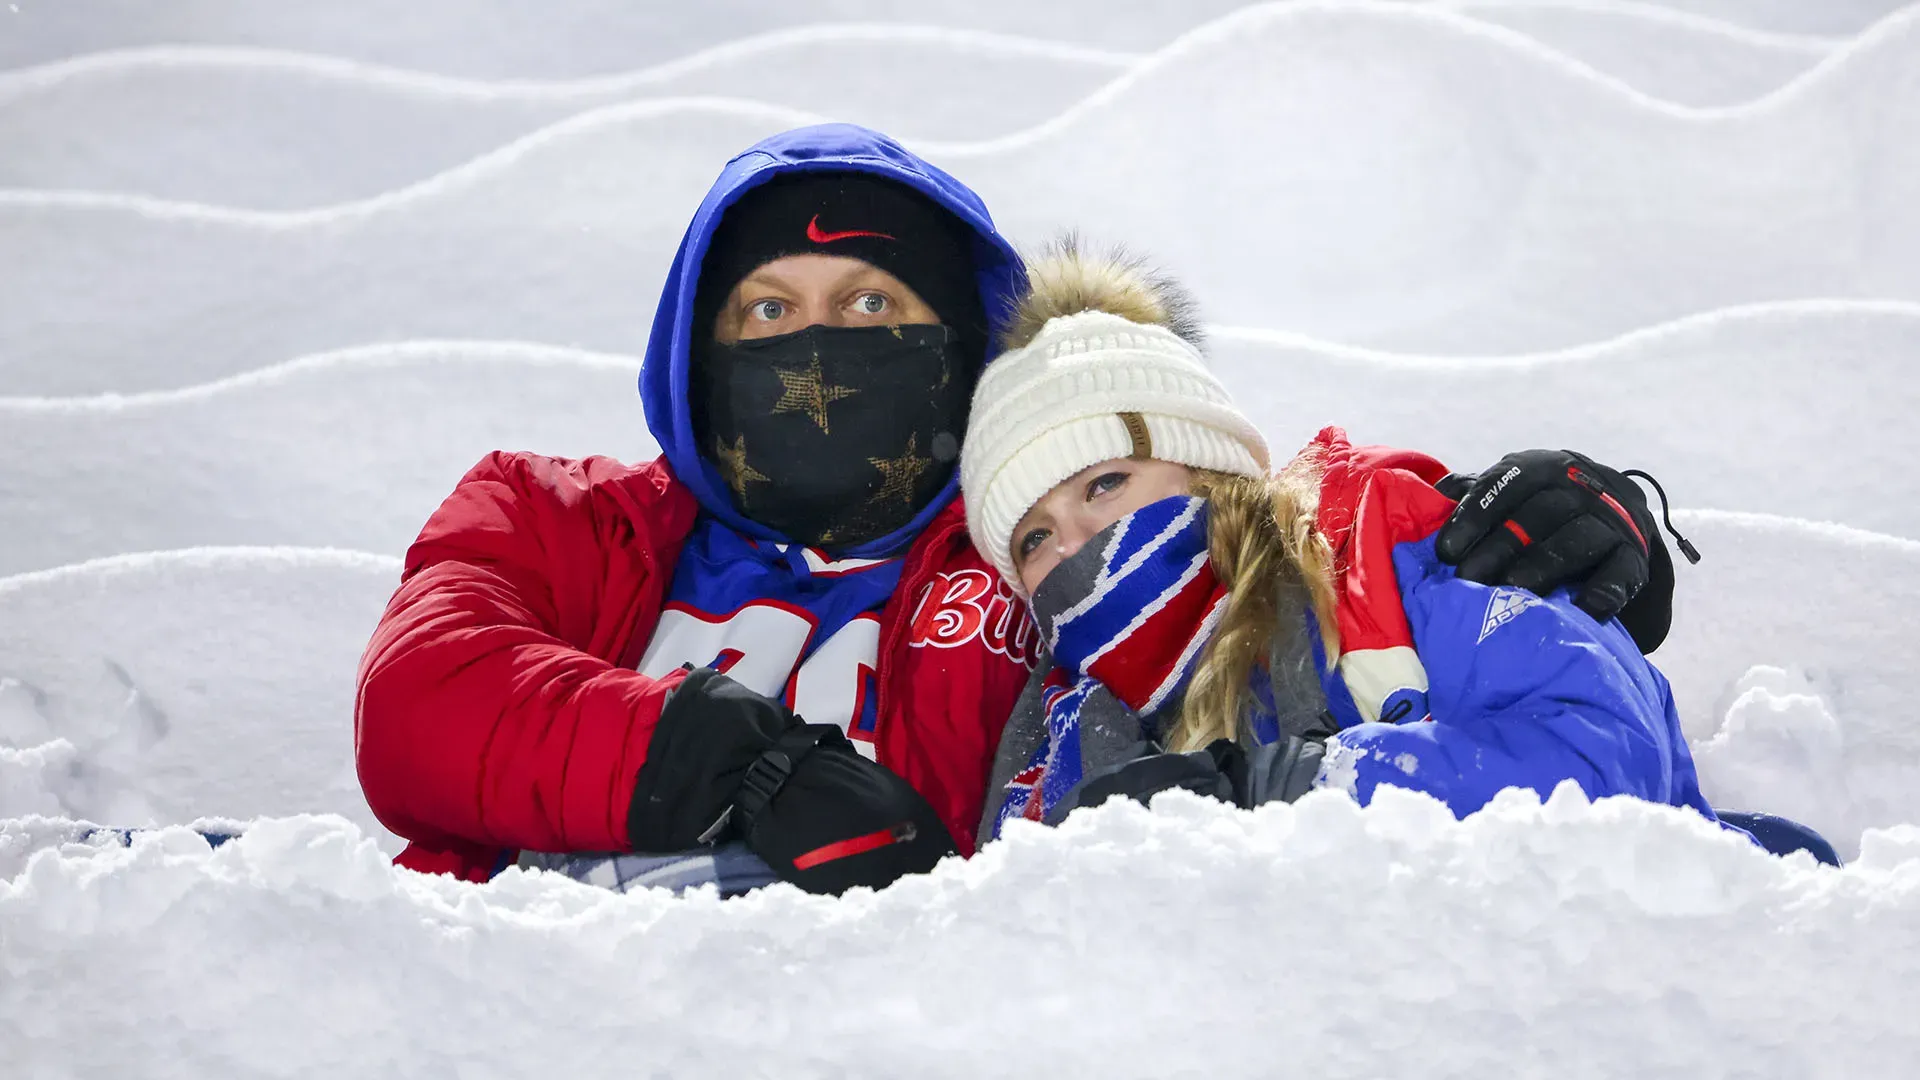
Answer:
xmin=1311 ymin=535 xmax=1719 ymax=821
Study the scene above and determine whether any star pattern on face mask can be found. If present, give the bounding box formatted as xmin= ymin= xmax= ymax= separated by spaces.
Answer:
xmin=772 ymin=351 xmax=859 ymax=433
xmin=712 ymin=433 xmax=770 ymax=502
xmin=866 ymin=432 xmax=933 ymax=508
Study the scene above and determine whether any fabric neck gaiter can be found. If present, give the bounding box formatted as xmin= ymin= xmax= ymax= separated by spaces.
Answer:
xmin=695 ymin=323 xmax=969 ymax=550
xmin=1029 ymin=495 xmax=1229 ymax=720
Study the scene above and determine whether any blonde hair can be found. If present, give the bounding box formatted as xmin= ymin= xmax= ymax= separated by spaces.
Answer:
xmin=1166 ymin=451 xmax=1341 ymax=753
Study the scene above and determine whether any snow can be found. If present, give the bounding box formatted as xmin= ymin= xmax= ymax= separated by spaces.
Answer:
xmin=6 ymin=792 xmax=1918 ymax=1078
xmin=1214 ymin=302 xmax=1920 ymax=539
xmin=0 ymin=343 xmax=656 ymax=576
xmin=0 ymin=5 xmax=1854 ymax=211
xmin=10 ymin=4 xmax=1920 ymax=393
xmin=0 ymin=32 xmax=1130 ymax=209
xmin=1 ymin=0 xmax=1905 ymax=76
xmin=0 ymin=549 xmax=403 ymax=851
xmin=4 ymin=1 xmax=1919 ymax=1074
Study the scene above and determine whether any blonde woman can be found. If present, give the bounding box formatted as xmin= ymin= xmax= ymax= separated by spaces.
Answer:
xmin=960 ymin=241 xmax=1835 ymax=864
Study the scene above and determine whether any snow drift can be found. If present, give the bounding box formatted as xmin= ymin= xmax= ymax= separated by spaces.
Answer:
xmin=0 ymin=0 xmax=1902 ymax=77
xmin=3 ymin=794 xmax=1916 ymax=1078
xmin=0 ymin=548 xmax=401 ymax=850
xmin=0 ymin=342 xmax=656 ymax=576
xmin=0 ymin=3 xmax=1845 ymax=211
xmin=0 ymin=31 xmax=1127 ymax=209
xmin=8 ymin=3 xmax=1920 ymax=393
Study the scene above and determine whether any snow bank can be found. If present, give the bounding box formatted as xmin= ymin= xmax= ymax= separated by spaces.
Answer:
xmin=3 ymin=793 xmax=1916 ymax=1079
xmin=1445 ymin=0 xmax=1834 ymax=105
xmin=1653 ymin=513 xmax=1920 ymax=856
xmin=0 ymin=549 xmax=402 ymax=850
xmin=1214 ymin=301 xmax=1920 ymax=541
xmin=0 ymin=32 xmax=1126 ymax=209
xmin=0 ymin=343 xmax=656 ymax=576
xmin=0 ymin=3 xmax=1842 ymax=211
xmin=956 ymin=2 xmax=1920 ymax=351
xmin=1 ymin=0 xmax=1902 ymax=77
xmin=9 ymin=3 xmax=1920 ymax=393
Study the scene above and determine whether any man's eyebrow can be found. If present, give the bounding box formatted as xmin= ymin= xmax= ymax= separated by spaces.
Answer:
xmin=736 ymin=271 xmax=793 ymax=292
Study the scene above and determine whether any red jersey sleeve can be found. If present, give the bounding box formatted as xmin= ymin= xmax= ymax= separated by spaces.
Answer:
xmin=354 ymin=452 xmax=696 ymax=855
xmin=877 ymin=509 xmax=1039 ymax=856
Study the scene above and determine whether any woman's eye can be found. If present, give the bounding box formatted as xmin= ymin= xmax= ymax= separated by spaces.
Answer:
xmin=1017 ymin=529 xmax=1050 ymax=559
xmin=1087 ymin=471 xmax=1129 ymax=500
xmin=853 ymin=292 xmax=888 ymax=315
xmin=749 ymin=299 xmax=786 ymax=322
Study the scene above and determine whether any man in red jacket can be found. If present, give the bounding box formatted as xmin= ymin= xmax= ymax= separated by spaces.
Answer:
xmin=356 ymin=124 xmax=1682 ymax=895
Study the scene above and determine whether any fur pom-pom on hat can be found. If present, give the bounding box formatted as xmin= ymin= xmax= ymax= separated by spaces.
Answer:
xmin=998 ymin=234 xmax=1206 ymax=353
xmin=962 ymin=236 xmax=1270 ymax=589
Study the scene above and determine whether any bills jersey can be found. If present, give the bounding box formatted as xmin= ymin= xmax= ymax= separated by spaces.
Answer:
xmin=638 ymin=518 xmax=903 ymax=758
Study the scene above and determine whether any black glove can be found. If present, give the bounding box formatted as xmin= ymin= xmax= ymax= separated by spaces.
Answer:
xmin=1044 ymin=742 xmax=1236 ymax=824
xmin=1048 ymin=735 xmax=1330 ymax=823
xmin=1435 ymin=449 xmax=1682 ymax=653
xmin=627 ymin=667 xmax=954 ymax=894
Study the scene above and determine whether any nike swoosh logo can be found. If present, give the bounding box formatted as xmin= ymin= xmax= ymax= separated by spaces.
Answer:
xmin=807 ymin=215 xmax=896 ymax=244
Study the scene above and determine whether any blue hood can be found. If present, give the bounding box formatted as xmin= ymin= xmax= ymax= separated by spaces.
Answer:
xmin=638 ymin=124 xmax=1027 ymax=558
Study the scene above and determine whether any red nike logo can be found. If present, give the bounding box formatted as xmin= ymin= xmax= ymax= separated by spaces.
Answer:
xmin=806 ymin=215 xmax=895 ymax=244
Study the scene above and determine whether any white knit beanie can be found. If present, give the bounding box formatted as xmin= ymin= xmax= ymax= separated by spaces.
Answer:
xmin=961 ymin=241 xmax=1270 ymax=588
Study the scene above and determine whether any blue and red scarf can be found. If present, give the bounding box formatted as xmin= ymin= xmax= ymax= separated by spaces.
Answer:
xmin=997 ymin=495 xmax=1237 ymax=827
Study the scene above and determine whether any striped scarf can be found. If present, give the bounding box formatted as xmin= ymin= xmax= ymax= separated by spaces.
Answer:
xmin=996 ymin=495 xmax=1229 ymax=827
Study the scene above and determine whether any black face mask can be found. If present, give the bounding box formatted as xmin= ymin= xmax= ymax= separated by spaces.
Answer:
xmin=695 ymin=324 xmax=970 ymax=550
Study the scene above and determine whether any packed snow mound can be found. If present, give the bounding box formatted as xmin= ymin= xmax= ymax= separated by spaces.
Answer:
xmin=4 ymin=795 xmax=1917 ymax=1079
xmin=0 ymin=100 xmax=801 ymax=395
xmin=1692 ymin=666 xmax=1858 ymax=855
xmin=9 ymin=5 xmax=1920 ymax=395
xmin=0 ymin=548 xmax=402 ymax=851
xmin=1214 ymin=301 xmax=1920 ymax=540
xmin=6 ymin=303 xmax=1916 ymax=575
xmin=0 ymin=0 xmax=1240 ymax=78
xmin=0 ymin=32 xmax=1128 ymax=209
xmin=0 ymin=4 xmax=1845 ymax=212
xmin=1445 ymin=0 xmax=1835 ymax=105
xmin=0 ymin=0 xmax=1902 ymax=76
xmin=0 ymin=343 xmax=657 ymax=576
xmin=1655 ymin=513 xmax=1920 ymax=855
xmin=1538 ymin=0 xmax=1918 ymax=35
xmin=953 ymin=2 xmax=1920 ymax=350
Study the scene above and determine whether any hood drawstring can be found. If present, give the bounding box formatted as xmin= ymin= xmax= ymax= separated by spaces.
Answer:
xmin=1622 ymin=469 xmax=1702 ymax=565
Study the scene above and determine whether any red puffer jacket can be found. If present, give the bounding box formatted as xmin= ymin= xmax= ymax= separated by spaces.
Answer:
xmin=355 ymin=452 xmax=1037 ymax=882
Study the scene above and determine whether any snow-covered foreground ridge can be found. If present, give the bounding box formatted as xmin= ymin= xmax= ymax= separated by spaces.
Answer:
xmin=5 ymin=792 xmax=1917 ymax=1079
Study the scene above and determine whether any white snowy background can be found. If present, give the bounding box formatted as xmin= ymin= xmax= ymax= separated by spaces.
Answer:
xmin=3 ymin=2 xmax=1919 ymax=1076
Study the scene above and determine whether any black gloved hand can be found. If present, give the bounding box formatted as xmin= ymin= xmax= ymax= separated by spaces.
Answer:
xmin=1228 ymin=736 xmax=1326 ymax=808
xmin=1048 ymin=735 xmax=1332 ymax=822
xmin=1045 ymin=741 xmax=1237 ymax=825
xmin=1434 ymin=449 xmax=1677 ymax=653
xmin=627 ymin=667 xmax=954 ymax=894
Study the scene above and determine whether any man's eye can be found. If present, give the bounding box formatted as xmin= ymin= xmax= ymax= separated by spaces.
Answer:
xmin=853 ymin=292 xmax=888 ymax=315
xmin=750 ymin=299 xmax=786 ymax=321
xmin=1017 ymin=529 xmax=1050 ymax=559
xmin=1087 ymin=472 xmax=1128 ymax=500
